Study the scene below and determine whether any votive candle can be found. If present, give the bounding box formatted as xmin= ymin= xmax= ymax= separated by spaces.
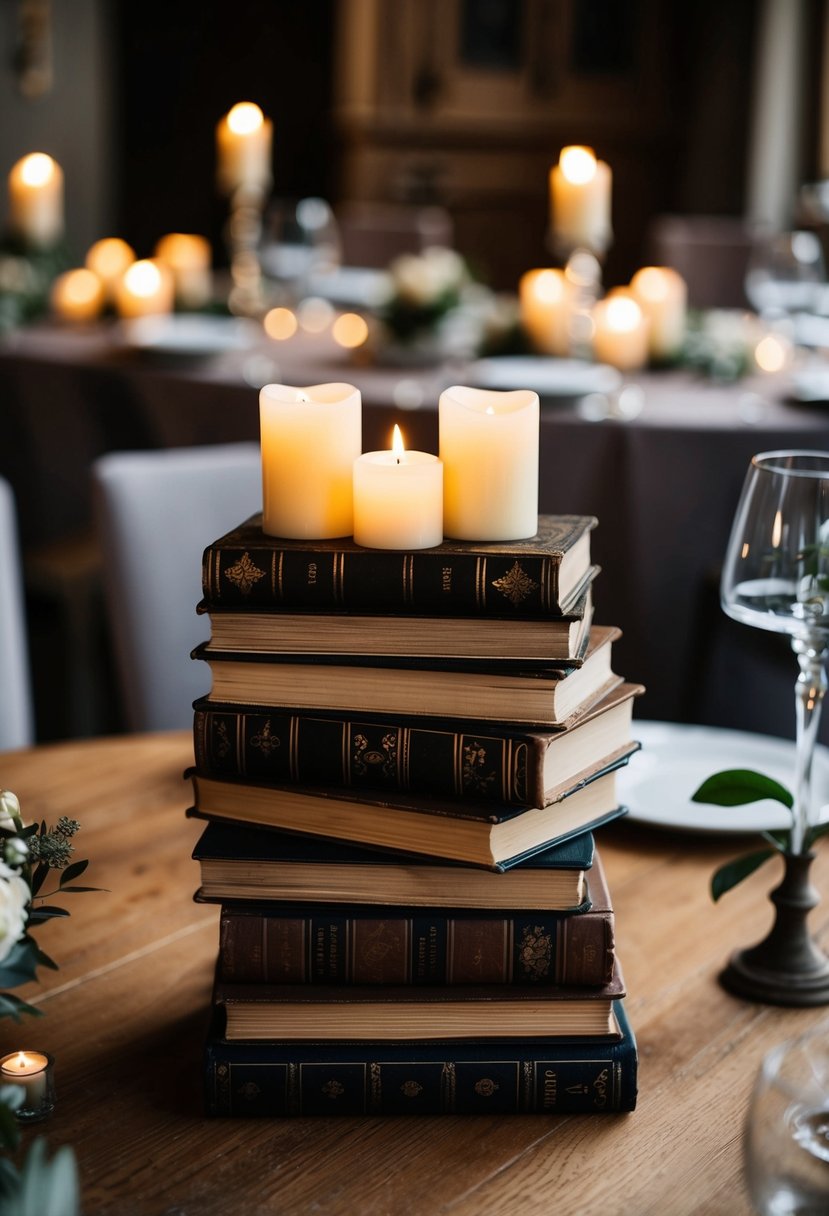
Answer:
xmin=353 ymin=425 xmax=443 ymax=550
xmin=154 ymin=233 xmax=212 ymax=309
xmin=113 ymin=258 xmax=175 ymax=319
xmin=259 ymin=382 xmax=362 ymax=538
xmin=519 ymin=268 xmax=572 ymax=356
xmin=51 ymin=268 xmax=105 ymax=322
xmin=591 ymin=290 xmax=649 ymax=371
xmin=0 ymin=1051 xmax=51 ymax=1117
xmin=629 ymin=266 xmax=687 ymax=361
xmin=8 ymin=153 xmax=64 ymax=248
xmin=439 ymin=385 xmax=539 ymax=541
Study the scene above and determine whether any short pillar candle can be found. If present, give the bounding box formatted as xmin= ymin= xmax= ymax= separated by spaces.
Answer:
xmin=549 ymin=146 xmax=612 ymax=255
xmin=154 ymin=233 xmax=213 ymax=310
xmin=51 ymin=268 xmax=105 ymax=322
xmin=591 ymin=290 xmax=649 ymax=371
xmin=0 ymin=1050 xmax=55 ymax=1121
xmin=260 ymin=382 xmax=362 ymax=539
xmin=629 ymin=266 xmax=687 ymax=361
xmin=519 ymin=268 xmax=571 ymax=356
xmin=8 ymin=153 xmax=64 ymax=249
xmin=85 ymin=238 xmax=135 ymax=303
xmin=114 ymin=258 xmax=175 ymax=318
xmin=353 ymin=425 xmax=443 ymax=550
xmin=216 ymin=102 xmax=273 ymax=196
xmin=439 ymin=385 xmax=539 ymax=541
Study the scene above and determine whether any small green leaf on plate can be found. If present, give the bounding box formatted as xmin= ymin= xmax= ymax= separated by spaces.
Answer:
xmin=692 ymin=769 xmax=794 ymax=809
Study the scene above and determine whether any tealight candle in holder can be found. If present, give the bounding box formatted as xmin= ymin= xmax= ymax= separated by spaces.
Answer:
xmin=591 ymin=291 xmax=649 ymax=372
xmin=154 ymin=233 xmax=212 ymax=310
xmin=51 ymin=268 xmax=105 ymax=322
xmin=0 ymin=1050 xmax=55 ymax=1122
xmin=260 ymin=382 xmax=362 ymax=538
xmin=439 ymin=385 xmax=539 ymax=541
xmin=113 ymin=258 xmax=175 ymax=319
xmin=353 ymin=425 xmax=443 ymax=550
xmin=629 ymin=266 xmax=687 ymax=362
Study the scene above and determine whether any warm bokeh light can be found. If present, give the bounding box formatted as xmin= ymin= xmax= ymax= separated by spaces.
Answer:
xmin=297 ymin=296 xmax=334 ymax=333
xmin=332 ymin=312 xmax=369 ymax=348
xmin=532 ymin=269 xmax=566 ymax=303
xmin=559 ymin=146 xmax=597 ymax=185
xmin=604 ymin=295 xmax=643 ymax=333
xmin=123 ymin=260 xmax=163 ymax=298
xmin=754 ymin=332 xmax=791 ymax=374
xmin=154 ymin=232 xmax=210 ymax=269
xmin=392 ymin=424 xmax=405 ymax=456
xmin=18 ymin=152 xmax=56 ymax=187
xmin=227 ymin=102 xmax=264 ymax=135
xmin=51 ymin=269 xmax=104 ymax=321
xmin=630 ymin=266 xmax=674 ymax=302
xmin=86 ymin=237 xmax=135 ymax=281
xmin=263 ymin=307 xmax=298 ymax=340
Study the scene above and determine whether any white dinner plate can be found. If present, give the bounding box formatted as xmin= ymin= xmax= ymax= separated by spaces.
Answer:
xmin=469 ymin=356 xmax=622 ymax=399
xmin=618 ymin=720 xmax=829 ymax=833
xmin=119 ymin=314 xmax=258 ymax=357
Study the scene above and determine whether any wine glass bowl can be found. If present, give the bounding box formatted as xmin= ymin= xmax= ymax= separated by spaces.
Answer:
xmin=744 ymin=231 xmax=826 ymax=320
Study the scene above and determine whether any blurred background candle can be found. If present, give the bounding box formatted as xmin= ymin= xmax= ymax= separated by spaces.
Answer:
xmin=629 ymin=266 xmax=687 ymax=361
xmin=113 ymin=258 xmax=174 ymax=318
xmin=549 ymin=145 xmax=612 ymax=254
xmin=8 ymin=153 xmax=64 ymax=248
xmin=216 ymin=102 xmax=273 ymax=196
xmin=154 ymin=233 xmax=212 ymax=309
xmin=519 ymin=268 xmax=571 ymax=356
xmin=51 ymin=268 xmax=105 ymax=322
xmin=591 ymin=290 xmax=649 ymax=371
xmin=439 ymin=385 xmax=539 ymax=541
xmin=260 ymin=382 xmax=361 ymax=538
xmin=85 ymin=237 xmax=135 ymax=302
xmin=353 ymin=424 xmax=443 ymax=549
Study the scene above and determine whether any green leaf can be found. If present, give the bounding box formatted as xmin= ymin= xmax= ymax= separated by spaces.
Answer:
xmin=0 ymin=993 xmax=42 ymax=1021
xmin=692 ymin=769 xmax=794 ymax=809
xmin=0 ymin=1156 xmax=20 ymax=1199
xmin=0 ymin=1095 xmax=21 ymax=1153
xmin=0 ymin=938 xmax=42 ymax=987
xmin=711 ymin=848 xmax=776 ymax=901
xmin=29 ymin=863 xmax=50 ymax=896
xmin=58 ymin=859 xmax=88 ymax=886
xmin=16 ymin=1139 xmax=80 ymax=1216
xmin=27 ymin=907 xmax=70 ymax=923
xmin=57 ymin=885 xmax=102 ymax=894
xmin=761 ymin=829 xmax=789 ymax=851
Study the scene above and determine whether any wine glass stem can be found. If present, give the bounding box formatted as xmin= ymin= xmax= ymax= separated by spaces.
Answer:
xmin=791 ymin=635 xmax=829 ymax=853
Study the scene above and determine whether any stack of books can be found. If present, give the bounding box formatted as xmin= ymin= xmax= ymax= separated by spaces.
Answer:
xmin=189 ymin=514 xmax=642 ymax=1116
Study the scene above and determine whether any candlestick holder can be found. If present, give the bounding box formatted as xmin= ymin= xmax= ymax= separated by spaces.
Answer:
xmin=562 ymin=247 xmax=603 ymax=360
xmin=225 ymin=184 xmax=267 ymax=317
xmin=0 ymin=1050 xmax=55 ymax=1122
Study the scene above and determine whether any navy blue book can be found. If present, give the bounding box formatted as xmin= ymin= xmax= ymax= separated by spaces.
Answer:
xmin=192 ymin=822 xmax=596 ymax=911
xmin=203 ymin=1000 xmax=637 ymax=1116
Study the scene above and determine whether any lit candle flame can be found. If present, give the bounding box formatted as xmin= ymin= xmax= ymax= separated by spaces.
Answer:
xmin=560 ymin=146 xmax=597 ymax=186
xmin=772 ymin=510 xmax=783 ymax=549
xmin=392 ymin=424 xmax=405 ymax=463
xmin=19 ymin=153 xmax=56 ymax=188
xmin=227 ymin=102 xmax=264 ymax=135
xmin=124 ymin=260 xmax=162 ymax=298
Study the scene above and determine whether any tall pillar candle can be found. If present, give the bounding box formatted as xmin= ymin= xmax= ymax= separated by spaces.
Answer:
xmin=260 ymin=382 xmax=361 ymax=538
xmin=549 ymin=146 xmax=612 ymax=254
xmin=216 ymin=102 xmax=273 ymax=196
xmin=439 ymin=386 xmax=539 ymax=541
xmin=8 ymin=153 xmax=64 ymax=248
xmin=519 ymin=268 xmax=571 ymax=356
xmin=591 ymin=290 xmax=649 ymax=371
xmin=629 ymin=266 xmax=687 ymax=361
xmin=353 ymin=425 xmax=443 ymax=550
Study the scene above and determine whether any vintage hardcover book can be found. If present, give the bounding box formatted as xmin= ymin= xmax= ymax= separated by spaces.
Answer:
xmin=201 ymin=512 xmax=597 ymax=617
xmin=193 ymin=681 xmax=643 ymax=809
xmin=193 ymin=624 xmax=621 ymax=726
xmin=192 ymin=823 xmax=596 ymax=910
xmin=214 ymin=959 xmax=625 ymax=1041
xmin=197 ymin=582 xmax=593 ymax=663
xmin=187 ymin=760 xmax=632 ymax=869
xmin=204 ymin=999 xmax=637 ymax=1116
xmin=217 ymin=851 xmax=615 ymax=987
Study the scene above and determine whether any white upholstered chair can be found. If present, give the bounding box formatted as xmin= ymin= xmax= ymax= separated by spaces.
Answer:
xmin=0 ymin=476 xmax=34 ymax=750
xmin=93 ymin=443 xmax=262 ymax=732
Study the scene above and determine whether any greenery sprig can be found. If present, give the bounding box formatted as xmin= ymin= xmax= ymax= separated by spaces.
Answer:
xmin=691 ymin=768 xmax=829 ymax=900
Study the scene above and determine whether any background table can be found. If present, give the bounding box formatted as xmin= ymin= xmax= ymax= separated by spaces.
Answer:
xmin=2 ymin=730 xmax=829 ymax=1215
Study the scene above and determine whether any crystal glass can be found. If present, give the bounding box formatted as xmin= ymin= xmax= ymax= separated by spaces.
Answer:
xmin=746 ymin=1021 xmax=829 ymax=1215
xmin=745 ymin=232 xmax=825 ymax=321
xmin=259 ymin=197 xmax=340 ymax=299
xmin=721 ymin=451 xmax=829 ymax=854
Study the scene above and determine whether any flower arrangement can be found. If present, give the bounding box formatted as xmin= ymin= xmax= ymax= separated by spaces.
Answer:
xmin=0 ymin=788 xmax=99 ymax=1216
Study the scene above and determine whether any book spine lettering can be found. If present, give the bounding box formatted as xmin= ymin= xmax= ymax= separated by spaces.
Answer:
xmin=193 ymin=708 xmax=543 ymax=807
xmin=202 ymin=546 xmax=561 ymax=615
xmin=219 ymin=910 xmax=614 ymax=986
xmin=205 ymin=1045 xmax=635 ymax=1116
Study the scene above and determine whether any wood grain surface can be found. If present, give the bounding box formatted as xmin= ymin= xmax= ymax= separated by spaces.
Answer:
xmin=2 ymin=731 xmax=827 ymax=1216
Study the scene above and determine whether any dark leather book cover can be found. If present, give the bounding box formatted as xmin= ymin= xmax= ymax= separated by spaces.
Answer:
xmin=217 ymin=852 xmax=615 ymax=987
xmin=201 ymin=512 xmax=596 ymax=617
xmin=192 ymin=681 xmax=642 ymax=809
xmin=203 ymin=1000 xmax=637 ymax=1115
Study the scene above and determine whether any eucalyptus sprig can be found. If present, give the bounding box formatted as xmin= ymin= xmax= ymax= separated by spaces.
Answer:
xmin=691 ymin=768 xmax=829 ymax=900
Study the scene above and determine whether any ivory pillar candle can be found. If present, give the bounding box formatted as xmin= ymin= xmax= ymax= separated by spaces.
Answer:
xmin=8 ymin=153 xmax=64 ymax=248
xmin=439 ymin=386 xmax=539 ymax=541
xmin=113 ymin=259 xmax=174 ymax=319
xmin=519 ymin=269 xmax=571 ymax=356
xmin=629 ymin=266 xmax=687 ymax=360
xmin=0 ymin=1051 xmax=50 ymax=1112
xmin=591 ymin=291 xmax=649 ymax=371
xmin=353 ymin=425 xmax=443 ymax=550
xmin=50 ymin=268 xmax=105 ymax=322
xmin=216 ymin=102 xmax=273 ymax=196
xmin=259 ymin=382 xmax=361 ymax=538
xmin=154 ymin=233 xmax=212 ymax=309
xmin=549 ymin=146 xmax=612 ymax=254
xmin=85 ymin=238 xmax=135 ymax=302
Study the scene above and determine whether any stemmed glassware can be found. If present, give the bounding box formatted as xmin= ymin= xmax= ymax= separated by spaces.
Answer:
xmin=744 ymin=231 xmax=826 ymax=322
xmin=720 ymin=450 xmax=829 ymax=1004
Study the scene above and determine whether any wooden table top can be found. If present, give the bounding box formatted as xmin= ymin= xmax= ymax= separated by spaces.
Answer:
xmin=2 ymin=730 xmax=828 ymax=1215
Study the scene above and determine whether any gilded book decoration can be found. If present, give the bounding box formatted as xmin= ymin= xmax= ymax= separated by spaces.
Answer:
xmin=224 ymin=552 xmax=266 ymax=595
xmin=491 ymin=561 xmax=540 ymax=606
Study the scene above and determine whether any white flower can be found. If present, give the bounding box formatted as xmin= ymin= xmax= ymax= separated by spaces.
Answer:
xmin=0 ymin=860 xmax=30 ymax=964
xmin=390 ymin=247 xmax=466 ymax=307
xmin=0 ymin=790 xmax=21 ymax=832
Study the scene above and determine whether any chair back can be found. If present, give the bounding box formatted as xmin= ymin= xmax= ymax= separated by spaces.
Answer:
xmin=336 ymin=202 xmax=454 ymax=268
xmin=0 ymin=477 xmax=34 ymax=750
xmin=648 ymin=214 xmax=755 ymax=309
xmin=93 ymin=443 xmax=261 ymax=732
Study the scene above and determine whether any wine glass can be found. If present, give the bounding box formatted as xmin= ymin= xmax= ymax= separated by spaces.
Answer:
xmin=720 ymin=450 xmax=829 ymax=1003
xmin=745 ymin=232 xmax=825 ymax=321
xmin=745 ymin=1020 xmax=829 ymax=1215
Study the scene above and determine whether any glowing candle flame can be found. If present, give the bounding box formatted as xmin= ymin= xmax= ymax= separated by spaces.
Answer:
xmin=227 ymin=102 xmax=264 ymax=135
xmin=560 ymin=146 xmax=597 ymax=186
xmin=19 ymin=153 xmax=56 ymax=187
xmin=392 ymin=424 xmax=405 ymax=462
